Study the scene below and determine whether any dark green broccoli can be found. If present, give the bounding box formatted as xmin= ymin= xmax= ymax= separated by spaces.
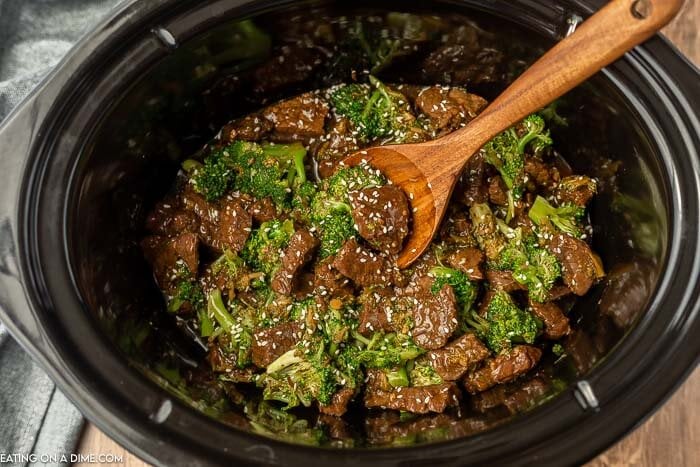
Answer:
xmin=321 ymin=305 xmax=354 ymax=356
xmin=330 ymin=76 xmax=413 ymax=143
xmin=208 ymin=289 xmax=254 ymax=367
xmin=325 ymin=164 xmax=386 ymax=201
xmin=241 ymin=219 xmax=295 ymax=277
xmin=492 ymin=223 xmax=561 ymax=302
xmin=429 ymin=266 xmax=478 ymax=312
xmin=168 ymin=279 xmax=205 ymax=313
xmin=186 ymin=140 xmax=308 ymax=205
xmin=291 ymin=181 xmax=318 ymax=222
xmin=260 ymin=349 xmax=337 ymax=408
xmin=353 ymin=332 xmax=424 ymax=369
xmin=185 ymin=152 xmax=234 ymax=202
xmin=409 ymin=362 xmax=443 ymax=387
xmin=529 ymin=195 xmax=584 ymax=238
xmin=246 ymin=401 xmax=327 ymax=446
xmin=466 ymin=291 xmax=539 ymax=353
xmin=482 ymin=114 xmax=552 ymax=217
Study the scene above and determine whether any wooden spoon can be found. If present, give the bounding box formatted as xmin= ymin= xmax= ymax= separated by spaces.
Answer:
xmin=343 ymin=0 xmax=683 ymax=268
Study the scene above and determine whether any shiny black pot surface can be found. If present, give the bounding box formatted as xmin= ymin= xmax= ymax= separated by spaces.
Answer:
xmin=0 ymin=0 xmax=698 ymax=465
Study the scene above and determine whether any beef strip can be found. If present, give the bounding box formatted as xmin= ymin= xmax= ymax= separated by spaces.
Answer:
xmin=262 ymin=92 xmax=329 ymax=143
xmin=357 ymin=286 xmax=396 ymax=335
xmin=319 ymin=387 xmax=355 ymax=417
xmin=528 ymin=299 xmax=571 ymax=339
xmin=313 ymin=115 xmax=359 ymax=179
xmin=422 ymin=333 xmax=489 ymax=380
xmin=250 ymin=322 xmax=303 ymax=368
xmin=145 ymin=201 xmax=198 ymax=237
xmin=271 ymin=229 xmax=319 ymax=295
xmin=422 ymin=45 xmax=503 ymax=87
xmin=472 ymin=375 xmax=549 ymax=414
xmin=333 ymin=238 xmax=402 ymax=287
xmin=548 ymin=233 xmax=604 ymax=296
xmin=485 ymin=269 xmax=527 ymax=293
xmin=524 ymin=157 xmax=559 ymax=191
xmin=207 ymin=339 xmax=256 ymax=383
xmin=349 ymin=185 xmax=410 ymax=255
xmin=141 ymin=233 xmax=200 ymax=288
xmin=249 ymin=197 xmax=278 ymax=224
xmin=457 ymin=153 xmax=489 ymax=206
xmin=313 ymin=256 xmax=354 ymax=300
xmin=488 ymin=175 xmax=509 ymax=206
xmin=415 ymin=86 xmax=487 ymax=134
xmin=444 ymin=246 xmax=485 ymax=280
xmin=253 ymin=46 xmax=322 ymax=95
xmin=212 ymin=198 xmax=253 ymax=253
xmin=410 ymin=283 xmax=459 ymax=350
xmin=364 ymin=382 xmax=461 ymax=414
xmin=598 ymin=260 xmax=655 ymax=330
xmin=463 ymin=345 xmax=542 ymax=394
xmin=554 ymin=175 xmax=596 ymax=207
xmin=220 ymin=114 xmax=273 ymax=143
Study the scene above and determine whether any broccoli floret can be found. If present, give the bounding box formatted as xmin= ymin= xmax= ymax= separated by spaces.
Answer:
xmin=186 ymin=152 xmax=234 ymax=202
xmin=334 ymin=344 xmax=364 ymax=389
xmin=322 ymin=304 xmax=354 ymax=356
xmin=492 ymin=224 xmax=561 ymax=303
xmin=409 ymin=362 xmax=443 ymax=387
xmin=291 ymin=181 xmax=318 ymax=222
xmin=208 ymin=289 xmax=254 ymax=367
xmin=261 ymin=349 xmax=337 ymax=408
xmin=470 ymin=203 xmax=507 ymax=260
xmin=354 ymin=332 xmax=424 ymax=369
xmin=325 ymin=164 xmax=386 ymax=200
xmin=529 ymin=195 xmax=584 ymax=238
xmin=309 ymin=184 xmax=363 ymax=258
xmin=241 ymin=219 xmax=295 ymax=277
xmin=482 ymin=114 xmax=552 ymax=213
xmin=330 ymin=76 xmax=413 ymax=143
xmin=168 ymin=279 xmax=205 ymax=313
xmin=466 ymin=291 xmax=539 ymax=353
xmin=429 ymin=266 xmax=478 ymax=312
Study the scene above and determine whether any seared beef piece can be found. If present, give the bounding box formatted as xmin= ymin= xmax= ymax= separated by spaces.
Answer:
xmin=180 ymin=187 xmax=252 ymax=253
xmin=457 ymin=153 xmax=489 ymax=206
xmin=485 ymin=269 xmax=527 ymax=293
xmin=444 ymin=246 xmax=485 ymax=280
xmin=463 ymin=345 xmax=542 ymax=394
xmin=319 ymin=388 xmax=355 ymax=417
xmin=528 ymin=300 xmax=570 ymax=339
xmin=422 ymin=45 xmax=503 ymax=86
xmin=250 ymin=197 xmax=278 ymax=224
xmin=141 ymin=233 xmax=200 ymax=288
xmin=319 ymin=414 xmax=353 ymax=441
xmin=599 ymin=261 xmax=655 ymax=330
xmin=364 ymin=382 xmax=461 ymax=414
xmin=333 ymin=238 xmax=402 ymax=287
xmin=472 ymin=376 xmax=549 ymax=414
xmin=293 ymin=272 xmax=316 ymax=300
xmin=554 ymin=175 xmax=596 ymax=207
xmin=410 ymin=283 xmax=459 ymax=350
xmin=212 ymin=198 xmax=253 ymax=253
xmin=488 ymin=175 xmax=509 ymax=206
xmin=415 ymin=86 xmax=487 ymax=134
xmin=357 ymin=287 xmax=395 ymax=335
xmin=365 ymin=369 xmax=393 ymax=392
xmin=250 ymin=322 xmax=303 ymax=368
xmin=422 ymin=333 xmax=490 ymax=380
xmin=262 ymin=92 xmax=329 ymax=143
xmin=271 ymin=229 xmax=319 ymax=295
xmin=349 ymin=185 xmax=410 ymax=255
xmin=313 ymin=115 xmax=359 ymax=179
xmin=511 ymin=212 xmax=536 ymax=236
xmin=524 ymin=157 xmax=559 ymax=191
xmin=145 ymin=201 xmax=198 ymax=237
xmin=546 ymin=284 xmax=573 ymax=301
xmin=313 ymin=257 xmax=354 ymax=299
xmin=253 ymin=46 xmax=322 ymax=95
xmin=563 ymin=329 xmax=598 ymax=374
xmin=220 ymin=114 xmax=273 ymax=143
xmin=207 ymin=343 xmax=256 ymax=382
xmin=439 ymin=210 xmax=476 ymax=245
xmin=548 ymin=233 xmax=604 ymax=296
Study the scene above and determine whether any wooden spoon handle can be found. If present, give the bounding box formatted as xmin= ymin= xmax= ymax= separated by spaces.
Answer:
xmin=445 ymin=0 xmax=683 ymax=151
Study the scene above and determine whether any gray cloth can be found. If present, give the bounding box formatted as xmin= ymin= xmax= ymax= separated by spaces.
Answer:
xmin=0 ymin=1 xmax=121 ymax=465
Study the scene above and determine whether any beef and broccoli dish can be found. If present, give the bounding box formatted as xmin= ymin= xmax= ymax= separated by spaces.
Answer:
xmin=141 ymin=73 xmax=605 ymax=423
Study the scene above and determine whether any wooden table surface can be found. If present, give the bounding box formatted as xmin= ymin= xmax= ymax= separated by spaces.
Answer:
xmin=76 ymin=3 xmax=700 ymax=466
